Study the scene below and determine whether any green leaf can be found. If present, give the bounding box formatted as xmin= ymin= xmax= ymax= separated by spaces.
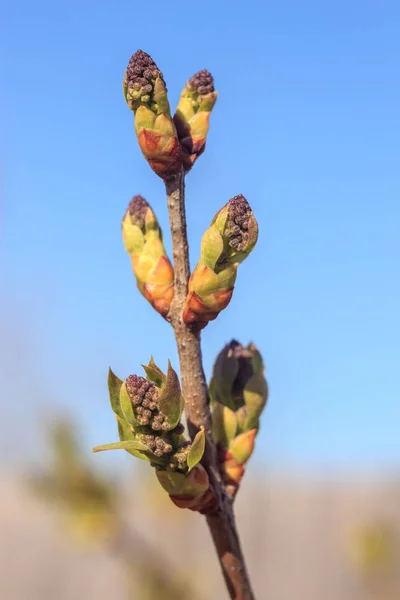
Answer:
xmin=157 ymin=361 xmax=182 ymax=429
xmin=212 ymin=205 xmax=229 ymax=236
xmin=229 ymin=429 xmax=256 ymax=465
xmin=156 ymin=465 xmax=209 ymax=497
xmin=235 ymin=406 xmax=248 ymax=434
xmin=200 ymin=225 xmax=224 ymax=269
xmin=93 ymin=440 xmax=149 ymax=453
xmin=142 ymin=357 xmax=166 ymax=387
xmin=156 ymin=469 xmax=186 ymax=495
xmin=212 ymin=402 xmax=237 ymax=447
xmin=187 ymin=428 xmax=205 ymax=472
xmin=248 ymin=343 xmax=264 ymax=374
xmin=116 ymin=415 xmax=134 ymax=441
xmin=119 ymin=382 xmax=136 ymax=425
xmin=209 ymin=348 xmax=239 ymax=411
xmin=243 ymin=372 xmax=268 ymax=430
xmin=108 ymin=368 xmax=124 ymax=419
xmin=121 ymin=221 xmax=144 ymax=254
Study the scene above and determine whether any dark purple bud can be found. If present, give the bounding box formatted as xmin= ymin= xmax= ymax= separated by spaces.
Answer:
xmin=188 ymin=69 xmax=214 ymax=96
xmin=125 ymin=50 xmax=164 ymax=91
xmin=125 ymin=373 xmax=158 ymax=407
xmin=125 ymin=195 xmax=150 ymax=229
xmin=226 ymin=195 xmax=253 ymax=251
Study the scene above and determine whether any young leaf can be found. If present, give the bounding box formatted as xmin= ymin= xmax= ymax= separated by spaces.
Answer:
xmin=156 ymin=469 xmax=186 ymax=495
xmin=116 ymin=415 xmax=134 ymax=441
xmin=119 ymin=382 xmax=136 ymax=425
xmin=200 ymin=225 xmax=224 ymax=269
xmin=93 ymin=440 xmax=149 ymax=453
xmin=243 ymin=372 xmax=268 ymax=430
xmin=212 ymin=402 xmax=237 ymax=447
xmin=108 ymin=368 xmax=124 ymax=419
xmin=229 ymin=429 xmax=257 ymax=465
xmin=142 ymin=358 xmax=166 ymax=387
xmin=187 ymin=428 xmax=205 ymax=472
xmin=157 ymin=361 xmax=182 ymax=428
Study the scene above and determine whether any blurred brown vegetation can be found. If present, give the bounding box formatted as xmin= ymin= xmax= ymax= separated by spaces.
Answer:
xmin=0 ymin=416 xmax=399 ymax=599
xmin=27 ymin=420 xmax=202 ymax=600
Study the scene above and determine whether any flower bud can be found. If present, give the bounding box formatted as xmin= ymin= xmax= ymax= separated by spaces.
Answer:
xmin=96 ymin=361 xmax=214 ymax=512
xmin=174 ymin=69 xmax=217 ymax=172
xmin=122 ymin=195 xmax=174 ymax=318
xmin=210 ymin=340 xmax=268 ymax=498
xmin=123 ymin=50 xmax=183 ymax=180
xmin=183 ymin=195 xmax=258 ymax=330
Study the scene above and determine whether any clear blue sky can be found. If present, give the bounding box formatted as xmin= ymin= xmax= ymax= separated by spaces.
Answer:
xmin=2 ymin=0 xmax=400 ymax=473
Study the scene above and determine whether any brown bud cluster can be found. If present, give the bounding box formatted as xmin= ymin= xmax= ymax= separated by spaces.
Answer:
xmin=226 ymin=195 xmax=252 ymax=250
xmin=141 ymin=434 xmax=173 ymax=457
xmin=168 ymin=442 xmax=191 ymax=471
xmin=125 ymin=375 xmax=170 ymax=429
xmin=125 ymin=50 xmax=164 ymax=105
xmin=187 ymin=69 xmax=214 ymax=96
xmin=126 ymin=195 xmax=150 ymax=229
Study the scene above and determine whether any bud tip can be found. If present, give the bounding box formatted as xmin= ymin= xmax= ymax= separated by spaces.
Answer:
xmin=125 ymin=194 xmax=150 ymax=227
xmin=226 ymin=194 xmax=253 ymax=251
xmin=187 ymin=69 xmax=215 ymax=96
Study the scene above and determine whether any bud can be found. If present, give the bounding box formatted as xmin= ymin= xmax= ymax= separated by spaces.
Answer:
xmin=123 ymin=50 xmax=183 ymax=179
xmin=174 ymin=69 xmax=217 ymax=172
xmin=122 ymin=195 xmax=174 ymax=318
xmin=210 ymin=340 xmax=268 ymax=498
xmin=229 ymin=429 xmax=257 ymax=464
xmin=156 ymin=464 xmax=216 ymax=513
xmin=183 ymin=195 xmax=258 ymax=330
xmin=210 ymin=340 xmax=268 ymax=423
xmin=94 ymin=360 xmax=215 ymax=512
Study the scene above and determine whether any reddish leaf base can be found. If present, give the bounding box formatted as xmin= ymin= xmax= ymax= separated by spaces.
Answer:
xmin=138 ymin=129 xmax=183 ymax=180
xmin=183 ymin=289 xmax=234 ymax=332
xmin=217 ymin=444 xmax=246 ymax=499
xmin=170 ymin=486 xmax=217 ymax=514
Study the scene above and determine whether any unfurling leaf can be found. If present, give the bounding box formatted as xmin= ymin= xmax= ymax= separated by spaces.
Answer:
xmin=119 ymin=382 xmax=136 ymax=425
xmin=107 ymin=368 xmax=124 ymax=419
xmin=141 ymin=356 xmax=166 ymax=387
xmin=212 ymin=403 xmax=237 ymax=447
xmin=187 ymin=428 xmax=206 ymax=472
xmin=157 ymin=361 xmax=182 ymax=428
xmin=243 ymin=372 xmax=268 ymax=430
xmin=93 ymin=440 xmax=150 ymax=453
xmin=229 ymin=429 xmax=257 ymax=465
xmin=156 ymin=464 xmax=209 ymax=497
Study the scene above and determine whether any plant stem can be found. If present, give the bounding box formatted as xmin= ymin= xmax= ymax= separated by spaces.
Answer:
xmin=166 ymin=171 xmax=255 ymax=600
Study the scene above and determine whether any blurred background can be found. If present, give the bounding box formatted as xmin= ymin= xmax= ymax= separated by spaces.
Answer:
xmin=1 ymin=0 xmax=400 ymax=598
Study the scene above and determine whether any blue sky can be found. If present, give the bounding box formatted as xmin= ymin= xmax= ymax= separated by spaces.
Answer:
xmin=2 ymin=0 xmax=400 ymax=473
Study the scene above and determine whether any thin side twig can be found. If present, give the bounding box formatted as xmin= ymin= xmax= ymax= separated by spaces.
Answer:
xmin=166 ymin=171 xmax=255 ymax=600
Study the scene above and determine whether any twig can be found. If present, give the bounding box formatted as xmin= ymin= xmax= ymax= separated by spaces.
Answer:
xmin=166 ymin=171 xmax=255 ymax=600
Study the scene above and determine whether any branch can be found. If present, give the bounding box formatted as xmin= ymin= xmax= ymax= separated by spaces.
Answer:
xmin=166 ymin=171 xmax=256 ymax=600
